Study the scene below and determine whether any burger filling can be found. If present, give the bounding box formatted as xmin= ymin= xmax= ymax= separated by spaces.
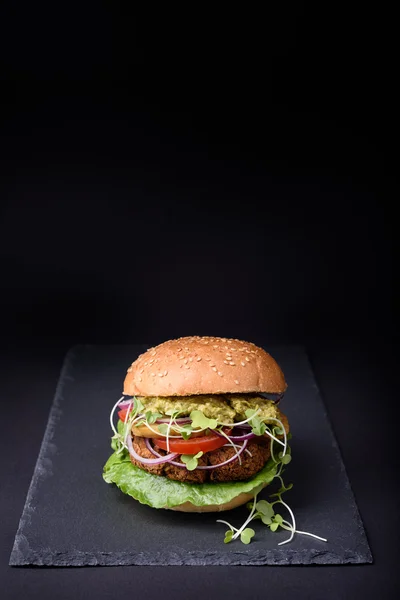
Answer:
xmin=110 ymin=394 xmax=290 ymax=485
xmin=135 ymin=394 xmax=281 ymax=422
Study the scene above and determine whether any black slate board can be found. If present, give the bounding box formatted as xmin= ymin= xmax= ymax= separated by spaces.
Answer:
xmin=9 ymin=345 xmax=373 ymax=567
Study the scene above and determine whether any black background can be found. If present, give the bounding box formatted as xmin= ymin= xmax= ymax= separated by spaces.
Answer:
xmin=0 ymin=1 xmax=397 ymax=598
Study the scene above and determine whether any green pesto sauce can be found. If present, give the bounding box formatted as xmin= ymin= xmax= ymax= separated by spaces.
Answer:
xmin=138 ymin=394 xmax=280 ymax=423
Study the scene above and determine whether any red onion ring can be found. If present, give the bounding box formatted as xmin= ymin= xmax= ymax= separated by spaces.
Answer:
xmin=226 ymin=432 xmax=256 ymax=441
xmin=118 ymin=400 xmax=134 ymax=408
xmin=127 ymin=433 xmax=179 ymax=465
xmin=145 ymin=437 xmax=161 ymax=456
xmin=214 ymin=427 xmax=255 ymax=441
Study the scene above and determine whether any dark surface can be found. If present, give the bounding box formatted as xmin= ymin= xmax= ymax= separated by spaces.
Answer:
xmin=9 ymin=345 xmax=372 ymax=567
xmin=1 ymin=342 xmax=397 ymax=599
xmin=0 ymin=1 xmax=396 ymax=597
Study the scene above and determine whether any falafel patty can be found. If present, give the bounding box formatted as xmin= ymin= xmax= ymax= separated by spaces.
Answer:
xmin=129 ymin=435 xmax=272 ymax=483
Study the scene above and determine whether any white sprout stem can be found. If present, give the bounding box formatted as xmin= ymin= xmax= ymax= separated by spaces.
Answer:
xmin=291 ymin=530 xmax=327 ymax=542
xmin=109 ymin=396 xmax=125 ymax=436
xmin=263 ymin=429 xmax=285 ymax=448
xmin=166 ymin=416 xmax=175 ymax=452
xmin=280 ymin=520 xmax=327 ymax=542
xmin=215 ymin=520 xmax=239 ymax=533
xmin=265 ymin=417 xmax=287 ymax=456
xmin=116 ymin=414 xmax=145 ymax=453
xmin=218 ymin=408 xmax=262 ymax=428
xmin=219 ymin=411 xmax=285 ymax=449
xmin=276 ymin=459 xmax=286 ymax=478
xmin=270 ymin=435 xmax=278 ymax=463
xmin=168 ymin=414 xmax=207 ymax=436
xmin=232 ymin=493 xmax=259 ymax=540
xmin=217 ymin=428 xmax=243 ymax=465
xmin=222 ymin=443 xmax=252 ymax=457
xmin=276 ymin=499 xmax=296 ymax=546
xmin=138 ymin=419 xmax=182 ymax=438
xmin=171 ymin=413 xmax=184 ymax=432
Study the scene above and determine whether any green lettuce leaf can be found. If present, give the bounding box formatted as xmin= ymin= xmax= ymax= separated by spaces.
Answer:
xmin=103 ymin=447 xmax=280 ymax=509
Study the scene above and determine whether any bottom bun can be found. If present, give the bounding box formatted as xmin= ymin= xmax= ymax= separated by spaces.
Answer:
xmin=165 ymin=483 xmax=268 ymax=513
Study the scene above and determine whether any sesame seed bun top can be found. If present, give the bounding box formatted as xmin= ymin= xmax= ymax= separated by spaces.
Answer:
xmin=123 ymin=336 xmax=287 ymax=397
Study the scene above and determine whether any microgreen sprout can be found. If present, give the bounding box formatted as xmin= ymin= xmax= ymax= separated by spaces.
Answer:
xmin=240 ymin=528 xmax=255 ymax=544
xmin=217 ymin=487 xmax=260 ymax=542
xmin=109 ymin=396 xmax=150 ymax=453
xmin=218 ymin=408 xmax=262 ymax=428
xmin=245 ymin=409 xmax=266 ymax=436
xmin=181 ymin=451 xmax=203 ymax=471
xmin=224 ymin=530 xmax=234 ymax=544
xmin=180 ymin=424 xmax=194 ymax=439
xmin=218 ymin=457 xmax=327 ymax=546
xmin=215 ymin=427 xmax=244 ymax=465
xmin=109 ymin=396 xmax=125 ymax=437
xmin=157 ymin=423 xmax=169 ymax=435
xmin=190 ymin=410 xmax=218 ymax=431
xmin=266 ymin=417 xmax=288 ymax=457
xmin=145 ymin=411 xmax=162 ymax=424
xmin=165 ymin=410 xmax=181 ymax=451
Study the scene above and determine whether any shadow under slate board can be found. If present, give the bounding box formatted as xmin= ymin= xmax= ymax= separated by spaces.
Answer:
xmin=9 ymin=345 xmax=372 ymax=567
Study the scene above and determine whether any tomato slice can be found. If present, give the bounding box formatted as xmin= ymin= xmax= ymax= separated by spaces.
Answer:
xmin=118 ymin=408 xmax=130 ymax=422
xmin=156 ymin=431 xmax=229 ymax=455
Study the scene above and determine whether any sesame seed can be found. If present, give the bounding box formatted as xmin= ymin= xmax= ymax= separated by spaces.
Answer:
xmin=151 ymin=372 xmax=155 ymax=377
xmin=212 ymin=367 xmax=217 ymax=372
xmin=140 ymin=368 xmax=144 ymax=374
xmin=234 ymin=379 xmax=240 ymax=384
xmin=245 ymin=356 xmax=250 ymax=362
xmin=138 ymin=376 xmax=142 ymax=382
xmin=205 ymin=357 xmax=211 ymax=361
xmin=144 ymin=362 xmax=148 ymax=366
xmin=177 ymin=348 xmax=182 ymax=352
xmin=229 ymin=361 xmax=235 ymax=366
xmin=204 ymin=341 xmax=209 ymax=345
xmin=210 ymin=363 xmax=215 ymax=367
xmin=158 ymin=373 xmax=163 ymax=377
xmin=223 ymin=360 xmax=229 ymax=364
xmin=164 ymin=370 xmax=168 ymax=376
xmin=184 ymin=359 xmax=188 ymax=364
xmin=185 ymin=365 xmax=190 ymax=369
xmin=241 ymin=361 xmax=246 ymax=366
xmin=189 ymin=357 xmax=193 ymax=362
xmin=127 ymin=367 xmax=132 ymax=372
xmin=218 ymin=371 xmax=223 ymax=376
xmin=196 ymin=356 xmax=202 ymax=361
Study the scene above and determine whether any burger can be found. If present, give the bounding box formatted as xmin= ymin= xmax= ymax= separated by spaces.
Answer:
xmin=103 ymin=336 xmax=290 ymax=515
